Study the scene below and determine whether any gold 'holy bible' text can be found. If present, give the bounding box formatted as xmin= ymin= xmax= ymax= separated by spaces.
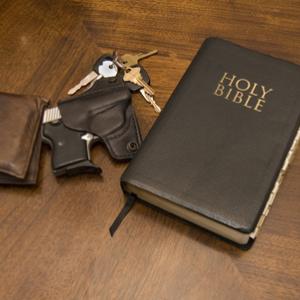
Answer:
xmin=213 ymin=72 xmax=273 ymax=112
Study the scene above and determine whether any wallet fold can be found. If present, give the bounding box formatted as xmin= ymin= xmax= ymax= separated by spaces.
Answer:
xmin=0 ymin=92 xmax=48 ymax=185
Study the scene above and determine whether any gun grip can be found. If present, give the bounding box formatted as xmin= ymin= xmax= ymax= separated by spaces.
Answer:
xmin=42 ymin=121 xmax=101 ymax=176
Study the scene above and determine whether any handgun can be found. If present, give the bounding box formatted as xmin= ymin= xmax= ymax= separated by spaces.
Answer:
xmin=42 ymin=87 xmax=142 ymax=176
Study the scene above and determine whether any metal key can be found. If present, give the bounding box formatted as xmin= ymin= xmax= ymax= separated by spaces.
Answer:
xmin=121 ymin=50 xmax=158 ymax=68
xmin=68 ymin=59 xmax=118 ymax=95
xmin=123 ymin=67 xmax=154 ymax=96
xmin=68 ymin=71 xmax=98 ymax=95
xmin=139 ymin=89 xmax=161 ymax=113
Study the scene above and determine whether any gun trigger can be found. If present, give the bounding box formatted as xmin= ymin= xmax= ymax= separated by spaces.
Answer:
xmin=81 ymin=133 xmax=95 ymax=143
xmin=81 ymin=133 xmax=97 ymax=159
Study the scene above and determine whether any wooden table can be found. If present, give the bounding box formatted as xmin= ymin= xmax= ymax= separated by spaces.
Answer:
xmin=0 ymin=1 xmax=299 ymax=299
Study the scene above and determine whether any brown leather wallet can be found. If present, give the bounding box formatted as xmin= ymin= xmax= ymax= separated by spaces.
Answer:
xmin=0 ymin=92 xmax=48 ymax=185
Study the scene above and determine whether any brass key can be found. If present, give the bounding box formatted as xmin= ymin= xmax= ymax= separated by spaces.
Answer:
xmin=121 ymin=50 xmax=158 ymax=68
xmin=123 ymin=67 xmax=155 ymax=96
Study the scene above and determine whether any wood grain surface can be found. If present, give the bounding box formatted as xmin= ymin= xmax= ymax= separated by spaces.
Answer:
xmin=0 ymin=1 xmax=299 ymax=299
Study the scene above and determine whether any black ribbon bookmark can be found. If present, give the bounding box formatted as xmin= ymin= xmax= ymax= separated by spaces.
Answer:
xmin=109 ymin=193 xmax=136 ymax=236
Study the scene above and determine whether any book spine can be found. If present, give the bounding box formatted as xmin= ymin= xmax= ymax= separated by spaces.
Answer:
xmin=250 ymin=126 xmax=300 ymax=239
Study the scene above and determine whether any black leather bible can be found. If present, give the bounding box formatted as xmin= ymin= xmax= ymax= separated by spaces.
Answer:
xmin=120 ymin=38 xmax=300 ymax=245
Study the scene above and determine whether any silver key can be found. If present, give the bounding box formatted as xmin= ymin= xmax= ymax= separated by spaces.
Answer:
xmin=139 ymin=88 xmax=161 ymax=113
xmin=68 ymin=71 xmax=98 ymax=95
xmin=68 ymin=60 xmax=118 ymax=95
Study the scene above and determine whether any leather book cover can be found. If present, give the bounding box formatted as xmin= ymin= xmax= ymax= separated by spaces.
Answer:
xmin=120 ymin=38 xmax=300 ymax=240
